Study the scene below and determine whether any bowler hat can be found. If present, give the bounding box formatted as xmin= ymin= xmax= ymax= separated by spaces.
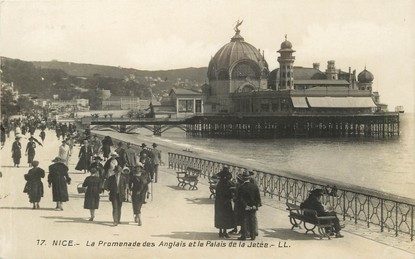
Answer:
xmin=241 ymin=170 xmax=251 ymax=180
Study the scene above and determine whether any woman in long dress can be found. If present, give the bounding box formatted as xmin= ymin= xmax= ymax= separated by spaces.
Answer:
xmin=11 ymin=136 xmax=22 ymax=167
xmin=82 ymin=168 xmax=101 ymax=221
xmin=24 ymin=160 xmax=45 ymax=209
xmin=214 ymin=167 xmax=236 ymax=238
xmin=75 ymin=140 xmax=93 ymax=173
xmin=25 ymin=137 xmax=37 ymax=167
xmin=48 ymin=156 xmax=71 ymax=210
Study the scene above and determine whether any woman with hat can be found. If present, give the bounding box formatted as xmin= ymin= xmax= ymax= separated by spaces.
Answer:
xmin=82 ymin=167 xmax=101 ymax=221
xmin=25 ymin=137 xmax=37 ymax=167
xmin=214 ymin=167 xmax=236 ymax=238
xmin=75 ymin=139 xmax=93 ymax=173
xmin=24 ymin=160 xmax=45 ymax=209
xmin=89 ymin=155 xmax=105 ymax=192
xmin=11 ymin=135 xmax=22 ymax=167
xmin=48 ymin=156 xmax=71 ymax=210
xmin=103 ymin=151 xmax=119 ymax=178
xmin=300 ymin=188 xmax=344 ymax=238
xmin=129 ymin=163 xmax=147 ymax=226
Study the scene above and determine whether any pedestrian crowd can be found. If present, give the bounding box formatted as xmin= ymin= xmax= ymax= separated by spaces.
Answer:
xmin=2 ymin=115 xmax=344 ymax=239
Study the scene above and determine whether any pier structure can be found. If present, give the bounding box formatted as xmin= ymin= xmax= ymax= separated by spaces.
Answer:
xmin=85 ymin=112 xmax=399 ymax=138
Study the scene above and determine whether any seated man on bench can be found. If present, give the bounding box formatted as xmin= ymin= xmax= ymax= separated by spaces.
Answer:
xmin=300 ymin=188 xmax=344 ymax=238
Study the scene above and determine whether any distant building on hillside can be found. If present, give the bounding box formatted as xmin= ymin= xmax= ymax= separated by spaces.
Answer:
xmin=102 ymin=96 xmax=150 ymax=110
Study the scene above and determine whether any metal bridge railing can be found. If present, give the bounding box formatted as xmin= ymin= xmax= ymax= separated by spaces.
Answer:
xmin=168 ymin=152 xmax=414 ymax=241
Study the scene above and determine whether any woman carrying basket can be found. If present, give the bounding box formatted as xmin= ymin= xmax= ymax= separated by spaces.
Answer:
xmin=82 ymin=168 xmax=101 ymax=221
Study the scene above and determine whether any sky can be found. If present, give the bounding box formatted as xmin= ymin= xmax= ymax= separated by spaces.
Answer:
xmin=0 ymin=0 xmax=414 ymax=112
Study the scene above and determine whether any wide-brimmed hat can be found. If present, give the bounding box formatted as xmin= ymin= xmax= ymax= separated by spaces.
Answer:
xmin=217 ymin=167 xmax=232 ymax=179
xmin=152 ymin=143 xmax=158 ymax=147
xmin=52 ymin=156 xmax=66 ymax=163
xmin=136 ymin=161 xmax=144 ymax=168
xmin=141 ymin=143 xmax=147 ymax=147
xmin=110 ymin=151 xmax=119 ymax=157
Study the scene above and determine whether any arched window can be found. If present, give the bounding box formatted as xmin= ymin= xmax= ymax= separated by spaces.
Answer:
xmin=232 ymin=62 xmax=260 ymax=80
xmin=217 ymin=70 xmax=229 ymax=80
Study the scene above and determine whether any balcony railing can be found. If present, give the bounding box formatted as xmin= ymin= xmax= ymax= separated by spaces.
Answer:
xmin=168 ymin=152 xmax=414 ymax=241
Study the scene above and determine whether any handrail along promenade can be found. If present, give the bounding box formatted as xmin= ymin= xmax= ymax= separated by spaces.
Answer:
xmin=168 ymin=152 xmax=414 ymax=241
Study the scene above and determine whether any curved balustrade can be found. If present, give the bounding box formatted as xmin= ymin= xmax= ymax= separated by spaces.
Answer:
xmin=168 ymin=152 xmax=414 ymax=241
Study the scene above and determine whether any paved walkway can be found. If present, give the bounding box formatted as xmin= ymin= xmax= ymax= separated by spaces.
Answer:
xmin=0 ymin=130 xmax=413 ymax=259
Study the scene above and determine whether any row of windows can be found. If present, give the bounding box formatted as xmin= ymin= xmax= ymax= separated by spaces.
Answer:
xmin=280 ymin=71 xmax=292 ymax=78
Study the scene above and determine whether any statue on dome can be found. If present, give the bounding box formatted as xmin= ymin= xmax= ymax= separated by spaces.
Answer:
xmin=234 ymin=19 xmax=243 ymax=34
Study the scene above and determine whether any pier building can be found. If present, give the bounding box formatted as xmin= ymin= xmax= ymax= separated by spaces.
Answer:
xmin=86 ymin=23 xmax=399 ymax=138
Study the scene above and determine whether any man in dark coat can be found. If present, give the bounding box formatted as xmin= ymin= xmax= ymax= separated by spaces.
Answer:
xmin=106 ymin=165 xmax=128 ymax=226
xmin=237 ymin=171 xmax=261 ymax=241
xmin=300 ymin=188 xmax=344 ymax=238
xmin=115 ymin=142 xmax=127 ymax=168
xmin=48 ymin=157 xmax=71 ymax=210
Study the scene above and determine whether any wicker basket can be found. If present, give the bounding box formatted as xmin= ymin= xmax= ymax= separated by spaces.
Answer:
xmin=77 ymin=183 xmax=87 ymax=194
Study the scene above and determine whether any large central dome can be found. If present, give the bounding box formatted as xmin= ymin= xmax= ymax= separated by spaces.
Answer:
xmin=208 ymin=31 xmax=268 ymax=81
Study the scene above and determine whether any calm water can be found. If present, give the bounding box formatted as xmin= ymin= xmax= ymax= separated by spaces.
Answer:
xmin=137 ymin=113 xmax=415 ymax=199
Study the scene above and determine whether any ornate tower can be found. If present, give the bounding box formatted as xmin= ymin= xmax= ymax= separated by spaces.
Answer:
xmin=357 ymin=67 xmax=374 ymax=92
xmin=325 ymin=60 xmax=338 ymax=80
xmin=277 ymin=35 xmax=295 ymax=90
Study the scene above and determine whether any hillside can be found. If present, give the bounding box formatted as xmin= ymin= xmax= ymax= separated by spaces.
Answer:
xmin=32 ymin=60 xmax=208 ymax=82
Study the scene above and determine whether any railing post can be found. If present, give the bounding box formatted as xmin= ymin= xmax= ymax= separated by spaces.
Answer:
xmin=367 ymin=196 xmax=370 ymax=228
xmin=395 ymin=203 xmax=398 ymax=237
xmin=381 ymin=199 xmax=384 ymax=233
xmin=354 ymin=193 xmax=358 ymax=224
xmin=343 ymin=190 xmax=346 ymax=221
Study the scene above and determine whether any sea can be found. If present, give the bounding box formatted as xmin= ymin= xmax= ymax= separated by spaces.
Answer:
xmin=133 ymin=113 xmax=415 ymax=199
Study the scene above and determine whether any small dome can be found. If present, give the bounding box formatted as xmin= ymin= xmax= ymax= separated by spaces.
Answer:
xmin=280 ymin=40 xmax=292 ymax=49
xmin=358 ymin=68 xmax=374 ymax=83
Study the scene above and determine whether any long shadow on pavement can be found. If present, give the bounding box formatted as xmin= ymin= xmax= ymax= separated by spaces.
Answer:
xmin=261 ymin=228 xmax=320 ymax=241
xmin=166 ymin=185 xmax=187 ymax=191
xmin=41 ymin=215 xmax=113 ymax=227
xmin=0 ymin=206 xmax=56 ymax=211
xmin=185 ymin=197 xmax=214 ymax=205
xmin=153 ymin=231 xmax=220 ymax=240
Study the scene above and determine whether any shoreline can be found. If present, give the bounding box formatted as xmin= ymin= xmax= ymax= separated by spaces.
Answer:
xmin=93 ymin=130 xmax=415 ymax=205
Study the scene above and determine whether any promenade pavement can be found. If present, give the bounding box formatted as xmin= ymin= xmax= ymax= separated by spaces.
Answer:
xmin=0 ymin=130 xmax=413 ymax=259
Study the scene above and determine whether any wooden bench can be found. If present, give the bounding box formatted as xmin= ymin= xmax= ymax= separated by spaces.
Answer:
xmin=286 ymin=202 xmax=336 ymax=239
xmin=208 ymin=175 xmax=220 ymax=199
xmin=176 ymin=167 xmax=201 ymax=190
